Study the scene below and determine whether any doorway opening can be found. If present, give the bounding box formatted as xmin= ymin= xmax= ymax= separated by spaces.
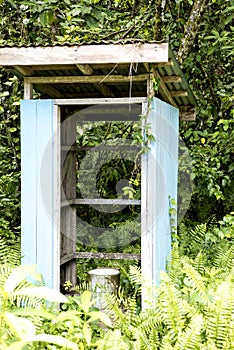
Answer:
xmin=60 ymin=102 xmax=145 ymax=292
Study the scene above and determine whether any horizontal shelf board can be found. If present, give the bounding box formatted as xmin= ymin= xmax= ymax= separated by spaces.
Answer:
xmin=61 ymin=198 xmax=141 ymax=207
xmin=61 ymin=145 xmax=141 ymax=151
xmin=54 ymin=97 xmax=147 ymax=105
xmin=60 ymin=252 xmax=141 ymax=265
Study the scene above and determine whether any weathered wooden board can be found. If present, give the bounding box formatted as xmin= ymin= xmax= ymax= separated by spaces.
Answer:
xmin=60 ymin=252 xmax=141 ymax=265
xmin=54 ymin=97 xmax=147 ymax=105
xmin=0 ymin=43 xmax=168 ymax=65
xmin=25 ymin=74 xmax=150 ymax=84
xmin=61 ymin=198 xmax=141 ymax=207
xmin=60 ymin=113 xmax=77 ymax=287
xmin=21 ymin=100 xmax=60 ymax=289
xmin=152 ymin=67 xmax=177 ymax=107
xmin=141 ymin=97 xmax=179 ymax=305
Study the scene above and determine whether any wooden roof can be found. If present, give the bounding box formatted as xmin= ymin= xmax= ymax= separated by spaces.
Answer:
xmin=0 ymin=42 xmax=196 ymax=120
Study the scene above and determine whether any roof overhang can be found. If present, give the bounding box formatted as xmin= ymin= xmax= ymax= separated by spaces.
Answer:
xmin=0 ymin=43 xmax=168 ymax=65
xmin=0 ymin=43 xmax=196 ymax=120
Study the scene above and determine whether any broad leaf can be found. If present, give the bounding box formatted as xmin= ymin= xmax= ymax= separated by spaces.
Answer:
xmin=88 ymin=311 xmax=112 ymax=328
xmin=27 ymin=334 xmax=79 ymax=349
xmin=13 ymin=286 xmax=68 ymax=303
xmin=4 ymin=265 xmax=37 ymax=294
xmin=4 ymin=312 xmax=36 ymax=340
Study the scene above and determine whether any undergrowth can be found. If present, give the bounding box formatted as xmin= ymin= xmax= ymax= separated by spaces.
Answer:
xmin=0 ymin=213 xmax=233 ymax=349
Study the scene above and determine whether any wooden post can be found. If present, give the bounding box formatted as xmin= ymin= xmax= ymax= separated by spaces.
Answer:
xmin=60 ymin=113 xmax=77 ymax=288
xmin=24 ymin=77 xmax=33 ymax=99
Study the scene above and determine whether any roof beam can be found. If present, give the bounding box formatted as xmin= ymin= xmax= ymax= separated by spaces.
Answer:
xmin=36 ymin=84 xmax=64 ymax=99
xmin=162 ymin=75 xmax=182 ymax=83
xmin=170 ymin=90 xmax=188 ymax=97
xmin=24 ymin=74 xmax=149 ymax=84
xmin=76 ymin=63 xmax=115 ymax=97
xmin=24 ymin=77 xmax=64 ymax=99
xmin=94 ymin=83 xmax=115 ymax=98
xmin=152 ymin=67 xmax=177 ymax=108
xmin=180 ymin=106 xmax=196 ymax=121
xmin=13 ymin=65 xmax=34 ymax=76
xmin=53 ymin=92 xmax=147 ymax=99
xmin=154 ymin=59 xmax=174 ymax=67
xmin=27 ymin=64 xmax=77 ymax=71
xmin=0 ymin=43 xmax=168 ymax=65
xmin=76 ymin=64 xmax=93 ymax=75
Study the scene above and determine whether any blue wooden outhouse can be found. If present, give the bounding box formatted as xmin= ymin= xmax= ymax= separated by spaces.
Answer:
xmin=0 ymin=42 xmax=196 ymax=301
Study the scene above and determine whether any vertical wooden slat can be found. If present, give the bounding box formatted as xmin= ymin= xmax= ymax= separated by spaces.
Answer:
xmin=141 ymin=103 xmax=152 ymax=307
xmin=36 ymin=101 xmax=54 ymax=287
xmin=21 ymin=100 xmax=37 ymax=265
xmin=21 ymin=100 xmax=60 ymax=289
xmin=60 ymin=113 xmax=77 ymax=287
xmin=24 ymin=78 xmax=33 ymax=99
xmin=141 ymin=97 xmax=179 ymax=306
xmin=53 ymin=104 xmax=61 ymax=290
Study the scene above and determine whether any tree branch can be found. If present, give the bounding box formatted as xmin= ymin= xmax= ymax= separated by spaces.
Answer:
xmin=177 ymin=0 xmax=208 ymax=64
xmin=154 ymin=0 xmax=163 ymax=40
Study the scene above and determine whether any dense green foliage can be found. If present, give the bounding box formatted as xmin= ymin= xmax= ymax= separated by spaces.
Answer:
xmin=0 ymin=1 xmax=233 ymax=348
xmin=0 ymin=0 xmax=233 ymax=234
xmin=0 ymin=213 xmax=233 ymax=349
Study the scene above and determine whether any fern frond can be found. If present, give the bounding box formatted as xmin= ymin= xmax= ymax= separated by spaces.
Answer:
xmin=168 ymin=242 xmax=182 ymax=282
xmin=213 ymin=244 xmax=234 ymax=271
xmin=174 ymin=314 xmax=203 ymax=350
xmin=182 ymin=258 xmax=209 ymax=305
xmin=122 ymin=241 xmax=140 ymax=254
xmin=128 ymin=265 xmax=142 ymax=285
xmin=134 ymin=309 xmax=162 ymax=349
xmin=96 ymin=329 xmax=130 ymax=350
xmin=193 ymin=251 xmax=206 ymax=275
xmin=178 ymin=223 xmax=207 ymax=256
xmin=161 ymin=332 xmax=176 ymax=349
xmin=158 ymin=273 xmax=192 ymax=343
xmin=135 ymin=327 xmax=159 ymax=349
xmin=0 ymin=236 xmax=20 ymax=266
xmin=121 ymin=295 xmax=138 ymax=324
xmin=206 ymin=281 xmax=234 ymax=349
xmin=103 ymin=292 xmax=125 ymax=324
xmin=0 ymin=263 xmax=14 ymax=285
xmin=189 ymin=223 xmax=207 ymax=244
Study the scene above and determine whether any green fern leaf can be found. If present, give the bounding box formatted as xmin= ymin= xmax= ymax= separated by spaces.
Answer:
xmin=213 ymin=245 xmax=234 ymax=271
xmin=0 ymin=236 xmax=20 ymax=266
xmin=174 ymin=314 xmax=203 ymax=349
xmin=158 ymin=273 xmax=192 ymax=343
xmin=182 ymin=258 xmax=209 ymax=305
xmin=206 ymin=281 xmax=234 ymax=349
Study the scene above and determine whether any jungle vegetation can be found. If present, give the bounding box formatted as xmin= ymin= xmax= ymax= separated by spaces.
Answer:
xmin=0 ymin=0 xmax=233 ymax=348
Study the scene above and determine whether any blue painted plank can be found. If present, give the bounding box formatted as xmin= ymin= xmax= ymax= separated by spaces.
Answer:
xmin=147 ymin=97 xmax=179 ymax=285
xmin=21 ymin=100 xmax=38 ymax=266
xmin=21 ymin=100 xmax=59 ymax=289
xmin=36 ymin=100 xmax=55 ymax=288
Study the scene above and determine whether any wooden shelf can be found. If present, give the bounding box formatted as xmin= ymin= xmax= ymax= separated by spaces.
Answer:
xmin=60 ymin=252 xmax=141 ymax=265
xmin=61 ymin=145 xmax=140 ymax=151
xmin=61 ymin=198 xmax=141 ymax=207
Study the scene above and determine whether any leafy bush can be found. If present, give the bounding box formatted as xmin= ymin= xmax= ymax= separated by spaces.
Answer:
xmin=0 ymin=214 xmax=233 ymax=349
xmin=99 ymin=250 xmax=234 ymax=349
xmin=0 ymin=263 xmax=113 ymax=349
xmin=0 ymin=264 xmax=79 ymax=349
